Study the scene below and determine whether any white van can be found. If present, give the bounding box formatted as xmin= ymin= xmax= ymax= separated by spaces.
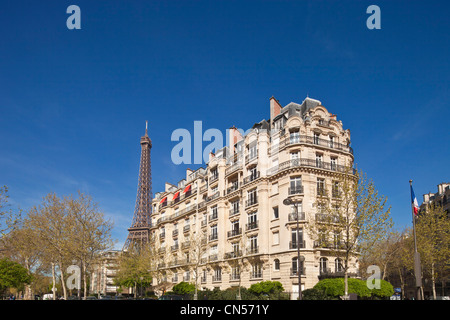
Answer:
xmin=43 ymin=294 xmax=54 ymax=300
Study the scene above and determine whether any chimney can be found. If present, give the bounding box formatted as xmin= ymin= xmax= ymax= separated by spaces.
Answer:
xmin=270 ymin=96 xmax=282 ymax=124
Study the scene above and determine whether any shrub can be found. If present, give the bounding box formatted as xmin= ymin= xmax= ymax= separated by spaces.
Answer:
xmin=248 ymin=281 xmax=284 ymax=295
xmin=369 ymin=279 xmax=394 ymax=299
xmin=313 ymin=278 xmax=371 ymax=299
xmin=171 ymin=281 xmax=195 ymax=295
xmin=302 ymin=288 xmax=334 ymax=300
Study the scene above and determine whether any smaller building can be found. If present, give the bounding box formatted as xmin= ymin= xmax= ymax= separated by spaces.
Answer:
xmin=420 ymin=182 xmax=450 ymax=217
xmin=90 ymin=250 xmax=121 ymax=296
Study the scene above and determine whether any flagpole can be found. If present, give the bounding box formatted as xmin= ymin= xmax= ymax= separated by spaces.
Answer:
xmin=409 ymin=180 xmax=423 ymax=300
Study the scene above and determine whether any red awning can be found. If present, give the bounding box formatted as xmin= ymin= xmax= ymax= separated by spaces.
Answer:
xmin=173 ymin=191 xmax=180 ymax=200
xmin=183 ymin=184 xmax=192 ymax=193
xmin=159 ymin=196 xmax=167 ymax=204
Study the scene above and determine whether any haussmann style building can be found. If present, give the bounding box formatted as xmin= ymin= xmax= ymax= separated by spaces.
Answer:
xmin=149 ymin=96 xmax=359 ymax=299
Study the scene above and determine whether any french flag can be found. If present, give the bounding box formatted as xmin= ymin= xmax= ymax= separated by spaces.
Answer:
xmin=410 ymin=185 xmax=419 ymax=216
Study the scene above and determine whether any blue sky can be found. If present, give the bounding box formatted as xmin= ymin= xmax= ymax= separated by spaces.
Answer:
xmin=1 ymin=1 xmax=449 ymax=249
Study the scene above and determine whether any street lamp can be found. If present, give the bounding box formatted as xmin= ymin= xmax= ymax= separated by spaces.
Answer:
xmin=283 ymin=197 xmax=303 ymax=300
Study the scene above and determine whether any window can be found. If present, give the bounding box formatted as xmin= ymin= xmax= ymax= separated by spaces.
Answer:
xmin=290 ymin=151 xmax=300 ymax=160
xmin=317 ymin=178 xmax=325 ymax=196
xmin=232 ymin=242 xmax=240 ymax=254
xmin=290 ymin=176 xmax=302 ymax=194
xmin=230 ymin=200 xmax=239 ymax=215
xmin=274 ymin=259 xmax=280 ymax=271
xmin=249 ymin=167 xmax=258 ymax=181
xmin=333 ymin=231 xmax=342 ymax=248
xmin=247 ymin=188 xmax=257 ymax=206
xmin=210 ymin=225 xmax=218 ymax=240
xmin=249 ymin=235 xmax=258 ymax=254
xmin=332 ymin=181 xmax=340 ymax=197
xmin=330 ymin=157 xmax=337 ymax=171
xmin=251 ymin=263 xmax=262 ymax=278
xmin=248 ymin=144 xmax=257 ymax=160
xmin=329 ymin=136 xmax=334 ymax=148
xmin=210 ymin=205 xmax=218 ymax=220
xmin=210 ymin=168 xmax=218 ymax=180
xmin=213 ymin=267 xmax=222 ymax=281
xmin=316 ymin=154 xmax=323 ymax=168
xmin=290 ymin=131 xmax=300 ymax=144
xmin=273 ymin=231 xmax=280 ymax=245
xmin=320 ymin=258 xmax=328 ymax=274
xmin=247 ymin=211 xmax=258 ymax=230
xmin=273 ymin=206 xmax=279 ymax=219
xmin=291 ymin=228 xmax=303 ymax=248
xmin=231 ymin=220 xmax=240 ymax=236
xmin=314 ymin=132 xmax=320 ymax=145
xmin=335 ymin=258 xmax=343 ymax=273
xmin=291 ymin=257 xmax=304 ymax=275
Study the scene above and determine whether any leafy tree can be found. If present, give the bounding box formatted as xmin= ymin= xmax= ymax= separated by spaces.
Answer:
xmin=0 ymin=258 xmax=33 ymax=293
xmin=307 ymin=168 xmax=392 ymax=298
xmin=416 ymin=203 xmax=450 ymax=299
xmin=114 ymin=244 xmax=153 ymax=298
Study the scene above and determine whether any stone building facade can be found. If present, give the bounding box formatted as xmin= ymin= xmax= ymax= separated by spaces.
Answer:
xmin=149 ymin=97 xmax=359 ymax=298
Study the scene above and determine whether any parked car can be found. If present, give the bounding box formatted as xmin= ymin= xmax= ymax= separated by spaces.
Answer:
xmin=158 ymin=295 xmax=183 ymax=300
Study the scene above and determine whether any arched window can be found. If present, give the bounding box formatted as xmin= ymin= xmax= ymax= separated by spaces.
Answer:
xmin=291 ymin=256 xmax=304 ymax=275
xmin=274 ymin=259 xmax=280 ymax=271
xmin=320 ymin=257 xmax=328 ymax=274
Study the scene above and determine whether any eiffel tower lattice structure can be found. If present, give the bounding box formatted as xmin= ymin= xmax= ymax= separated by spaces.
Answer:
xmin=123 ymin=121 xmax=152 ymax=251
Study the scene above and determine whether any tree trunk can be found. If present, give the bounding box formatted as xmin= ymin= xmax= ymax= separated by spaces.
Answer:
xmin=431 ymin=262 xmax=436 ymax=300
xmin=51 ymin=262 xmax=57 ymax=300
xmin=59 ymin=261 xmax=67 ymax=299
xmin=83 ymin=261 xmax=87 ymax=300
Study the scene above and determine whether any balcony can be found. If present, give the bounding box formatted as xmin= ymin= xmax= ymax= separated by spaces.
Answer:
xmin=209 ymin=211 xmax=218 ymax=222
xmin=280 ymin=134 xmax=353 ymax=154
xmin=315 ymin=214 xmax=346 ymax=224
xmin=243 ymin=171 xmax=260 ymax=185
xmin=250 ymin=271 xmax=263 ymax=279
xmin=209 ymin=174 xmax=219 ymax=184
xmin=290 ymin=267 xmax=306 ymax=276
xmin=226 ymin=162 xmax=243 ymax=176
xmin=245 ymin=197 xmax=258 ymax=208
xmin=289 ymin=240 xmax=306 ymax=249
xmin=224 ymin=250 xmax=242 ymax=259
xmin=229 ymin=207 xmax=239 ymax=217
xmin=267 ymin=158 xmax=356 ymax=176
xmin=212 ymin=275 xmax=222 ymax=282
xmin=245 ymin=150 xmax=258 ymax=164
xmin=183 ymin=225 xmax=190 ymax=233
xmin=230 ymin=273 xmax=241 ymax=281
xmin=247 ymin=246 xmax=259 ymax=255
xmin=227 ymin=183 xmax=240 ymax=195
xmin=209 ymin=233 xmax=218 ymax=241
xmin=246 ymin=221 xmax=258 ymax=231
xmin=207 ymin=191 xmax=220 ymax=202
xmin=288 ymin=212 xmax=306 ymax=222
xmin=314 ymin=240 xmax=346 ymax=250
xmin=227 ymin=228 xmax=242 ymax=238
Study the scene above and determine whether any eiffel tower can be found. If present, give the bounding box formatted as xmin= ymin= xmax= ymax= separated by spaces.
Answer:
xmin=123 ymin=121 xmax=152 ymax=251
